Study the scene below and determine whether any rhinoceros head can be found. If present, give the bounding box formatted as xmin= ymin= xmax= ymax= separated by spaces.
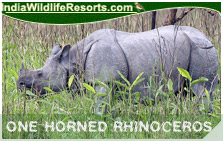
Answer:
xmin=17 ymin=44 xmax=73 ymax=95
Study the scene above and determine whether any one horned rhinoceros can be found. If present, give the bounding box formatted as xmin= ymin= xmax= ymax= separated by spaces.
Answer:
xmin=17 ymin=25 xmax=219 ymax=113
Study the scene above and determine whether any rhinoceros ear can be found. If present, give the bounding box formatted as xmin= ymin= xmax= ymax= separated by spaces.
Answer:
xmin=20 ymin=63 xmax=25 ymax=75
xmin=51 ymin=44 xmax=62 ymax=55
xmin=53 ymin=44 xmax=71 ymax=61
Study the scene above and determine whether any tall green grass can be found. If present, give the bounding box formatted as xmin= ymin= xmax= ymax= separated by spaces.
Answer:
xmin=2 ymin=8 xmax=221 ymax=139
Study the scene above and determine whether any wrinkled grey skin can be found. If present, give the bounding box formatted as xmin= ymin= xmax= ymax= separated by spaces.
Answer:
xmin=17 ymin=25 xmax=219 ymax=113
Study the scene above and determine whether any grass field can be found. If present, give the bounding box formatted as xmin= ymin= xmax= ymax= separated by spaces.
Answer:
xmin=2 ymin=8 xmax=221 ymax=139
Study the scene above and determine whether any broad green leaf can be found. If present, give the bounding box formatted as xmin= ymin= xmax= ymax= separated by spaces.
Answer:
xmin=43 ymin=87 xmax=54 ymax=93
xmin=191 ymin=77 xmax=208 ymax=86
xmin=117 ymin=71 xmax=130 ymax=86
xmin=9 ymin=69 xmax=18 ymax=79
xmin=68 ymin=75 xmax=75 ymax=88
xmin=177 ymin=67 xmax=192 ymax=81
xmin=83 ymin=83 xmax=95 ymax=93
xmin=94 ymin=93 xmax=107 ymax=98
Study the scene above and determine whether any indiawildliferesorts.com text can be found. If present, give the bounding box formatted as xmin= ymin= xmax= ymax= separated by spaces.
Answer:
xmin=6 ymin=121 xmax=212 ymax=133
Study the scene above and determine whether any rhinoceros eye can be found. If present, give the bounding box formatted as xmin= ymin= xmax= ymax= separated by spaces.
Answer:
xmin=37 ymin=71 xmax=43 ymax=77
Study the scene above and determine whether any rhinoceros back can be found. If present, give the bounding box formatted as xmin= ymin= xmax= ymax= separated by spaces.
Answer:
xmin=178 ymin=26 xmax=213 ymax=49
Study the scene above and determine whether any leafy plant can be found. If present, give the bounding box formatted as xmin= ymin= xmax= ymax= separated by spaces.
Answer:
xmin=177 ymin=67 xmax=208 ymax=87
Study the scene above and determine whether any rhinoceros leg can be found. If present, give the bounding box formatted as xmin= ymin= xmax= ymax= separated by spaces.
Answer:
xmin=189 ymin=46 xmax=219 ymax=112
